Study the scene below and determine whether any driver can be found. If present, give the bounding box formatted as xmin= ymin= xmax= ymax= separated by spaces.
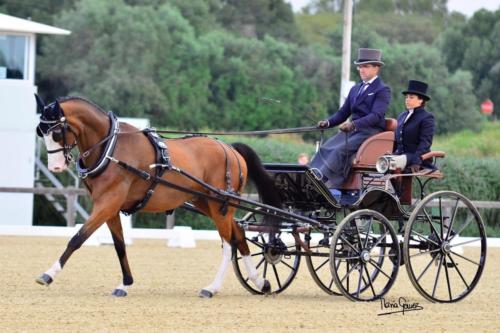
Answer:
xmin=310 ymin=48 xmax=391 ymax=192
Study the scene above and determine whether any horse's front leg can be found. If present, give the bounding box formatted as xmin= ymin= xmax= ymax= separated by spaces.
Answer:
xmin=106 ymin=214 xmax=133 ymax=297
xmin=35 ymin=199 xmax=119 ymax=288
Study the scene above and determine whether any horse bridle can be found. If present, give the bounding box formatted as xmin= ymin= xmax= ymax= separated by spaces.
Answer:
xmin=36 ymin=100 xmax=78 ymax=165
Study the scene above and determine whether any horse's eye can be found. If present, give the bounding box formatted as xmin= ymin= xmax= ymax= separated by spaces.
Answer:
xmin=52 ymin=129 xmax=63 ymax=142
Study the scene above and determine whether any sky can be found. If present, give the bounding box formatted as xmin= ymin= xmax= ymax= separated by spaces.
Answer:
xmin=286 ymin=0 xmax=500 ymax=16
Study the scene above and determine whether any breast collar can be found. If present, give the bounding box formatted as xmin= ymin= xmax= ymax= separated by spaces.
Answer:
xmin=76 ymin=112 xmax=120 ymax=179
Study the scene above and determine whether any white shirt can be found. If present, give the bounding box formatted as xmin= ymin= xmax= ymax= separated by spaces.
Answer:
xmin=356 ymin=76 xmax=377 ymax=98
xmin=404 ymin=108 xmax=414 ymax=123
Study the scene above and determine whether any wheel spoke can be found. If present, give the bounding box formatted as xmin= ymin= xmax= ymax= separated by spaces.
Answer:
xmin=314 ymin=258 xmax=329 ymax=272
xmin=450 ymin=214 xmax=475 ymax=242
xmin=363 ymin=264 xmax=376 ymax=298
xmin=339 ymin=234 xmax=361 ymax=254
xmin=449 ymin=250 xmax=480 ymax=266
xmin=445 ymin=197 xmax=460 ymax=240
xmin=368 ymin=253 xmax=396 ymax=258
xmin=410 ymin=229 xmax=439 ymax=246
xmin=339 ymin=262 xmax=360 ymax=284
xmin=446 ymin=253 xmax=470 ymax=290
xmin=368 ymin=230 xmax=390 ymax=252
xmin=443 ymin=255 xmax=453 ymax=301
xmin=337 ymin=255 xmax=362 ymax=261
xmin=280 ymin=259 xmax=295 ymax=271
xmin=423 ymin=209 xmax=442 ymax=243
xmin=328 ymin=277 xmax=334 ymax=290
xmin=263 ymin=261 xmax=268 ymax=278
xmin=247 ymin=238 xmax=264 ymax=248
xmin=432 ymin=254 xmax=444 ymax=298
xmin=364 ymin=217 xmax=374 ymax=248
xmin=356 ymin=263 xmax=364 ymax=298
xmin=355 ymin=218 xmax=364 ymax=251
xmin=410 ymin=248 xmax=441 ymax=258
xmin=251 ymin=251 xmax=264 ymax=257
xmin=416 ymin=255 xmax=438 ymax=282
xmin=272 ymin=264 xmax=282 ymax=289
xmin=450 ymin=238 xmax=482 ymax=247
xmin=255 ymin=257 xmax=265 ymax=269
xmin=368 ymin=259 xmax=392 ymax=280
xmin=439 ymin=197 xmax=444 ymax=240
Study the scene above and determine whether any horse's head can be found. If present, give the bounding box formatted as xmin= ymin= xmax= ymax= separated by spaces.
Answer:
xmin=35 ymin=94 xmax=77 ymax=172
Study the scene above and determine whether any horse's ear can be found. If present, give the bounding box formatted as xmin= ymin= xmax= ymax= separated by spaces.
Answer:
xmin=34 ymin=94 xmax=45 ymax=113
xmin=54 ymin=100 xmax=63 ymax=114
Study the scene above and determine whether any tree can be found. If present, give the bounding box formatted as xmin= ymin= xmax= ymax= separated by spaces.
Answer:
xmin=38 ymin=0 xmax=212 ymax=129
xmin=439 ymin=9 xmax=500 ymax=119
xmin=217 ymin=0 xmax=301 ymax=43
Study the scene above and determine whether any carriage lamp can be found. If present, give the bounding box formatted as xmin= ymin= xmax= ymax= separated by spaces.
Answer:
xmin=376 ymin=155 xmax=407 ymax=173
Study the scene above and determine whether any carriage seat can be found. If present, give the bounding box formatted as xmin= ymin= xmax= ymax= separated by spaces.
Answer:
xmin=351 ymin=118 xmax=397 ymax=169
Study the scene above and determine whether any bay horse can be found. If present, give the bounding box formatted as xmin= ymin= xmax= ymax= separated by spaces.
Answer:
xmin=34 ymin=95 xmax=281 ymax=297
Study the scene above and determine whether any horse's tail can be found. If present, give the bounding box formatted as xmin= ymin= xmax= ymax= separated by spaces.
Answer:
xmin=231 ymin=142 xmax=282 ymax=208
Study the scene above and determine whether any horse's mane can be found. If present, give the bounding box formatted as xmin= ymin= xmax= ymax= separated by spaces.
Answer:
xmin=57 ymin=96 xmax=107 ymax=115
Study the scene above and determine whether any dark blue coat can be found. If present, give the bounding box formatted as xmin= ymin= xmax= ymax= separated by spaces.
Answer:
xmin=394 ymin=106 xmax=435 ymax=167
xmin=310 ymin=77 xmax=391 ymax=187
xmin=327 ymin=77 xmax=391 ymax=131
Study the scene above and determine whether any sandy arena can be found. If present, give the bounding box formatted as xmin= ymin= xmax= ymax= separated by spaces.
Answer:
xmin=0 ymin=236 xmax=499 ymax=333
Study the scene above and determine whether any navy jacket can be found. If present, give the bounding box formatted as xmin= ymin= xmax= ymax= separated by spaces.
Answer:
xmin=327 ymin=77 xmax=391 ymax=132
xmin=394 ymin=106 xmax=435 ymax=167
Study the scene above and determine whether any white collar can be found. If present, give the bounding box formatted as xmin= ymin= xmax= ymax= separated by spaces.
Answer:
xmin=363 ymin=76 xmax=378 ymax=85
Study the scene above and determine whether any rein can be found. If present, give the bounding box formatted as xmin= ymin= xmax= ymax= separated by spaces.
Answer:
xmin=148 ymin=126 xmax=320 ymax=136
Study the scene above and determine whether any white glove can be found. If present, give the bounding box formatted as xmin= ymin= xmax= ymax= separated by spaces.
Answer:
xmin=391 ymin=155 xmax=407 ymax=169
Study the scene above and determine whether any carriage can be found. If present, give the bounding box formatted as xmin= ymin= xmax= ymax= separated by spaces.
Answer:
xmin=34 ymin=96 xmax=487 ymax=303
xmin=230 ymin=118 xmax=487 ymax=303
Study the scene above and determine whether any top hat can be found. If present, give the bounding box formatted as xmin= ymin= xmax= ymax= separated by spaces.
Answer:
xmin=353 ymin=48 xmax=385 ymax=66
xmin=402 ymin=80 xmax=431 ymax=101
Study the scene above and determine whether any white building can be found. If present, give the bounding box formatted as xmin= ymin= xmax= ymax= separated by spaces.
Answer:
xmin=0 ymin=13 xmax=70 ymax=225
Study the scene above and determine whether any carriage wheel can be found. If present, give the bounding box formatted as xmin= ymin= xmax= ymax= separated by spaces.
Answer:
xmin=330 ymin=209 xmax=400 ymax=301
xmin=232 ymin=211 xmax=301 ymax=295
xmin=403 ymin=191 xmax=487 ymax=303
xmin=305 ymin=230 xmax=342 ymax=295
xmin=306 ymin=228 xmax=387 ymax=296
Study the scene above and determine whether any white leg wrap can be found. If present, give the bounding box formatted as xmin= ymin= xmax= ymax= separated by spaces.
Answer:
xmin=203 ymin=240 xmax=231 ymax=294
xmin=45 ymin=261 xmax=62 ymax=280
xmin=115 ymin=283 xmax=129 ymax=292
xmin=243 ymin=255 xmax=265 ymax=290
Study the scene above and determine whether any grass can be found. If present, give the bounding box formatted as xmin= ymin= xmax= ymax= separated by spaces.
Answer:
xmin=433 ymin=121 xmax=500 ymax=158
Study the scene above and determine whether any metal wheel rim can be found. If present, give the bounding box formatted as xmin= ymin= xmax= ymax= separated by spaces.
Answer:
xmin=232 ymin=212 xmax=301 ymax=295
xmin=403 ymin=191 xmax=487 ymax=303
xmin=330 ymin=209 xmax=400 ymax=302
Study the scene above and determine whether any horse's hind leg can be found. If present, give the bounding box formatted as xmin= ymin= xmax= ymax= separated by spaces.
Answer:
xmin=197 ymin=201 xmax=270 ymax=298
xmin=106 ymin=214 xmax=133 ymax=297
xmin=231 ymin=220 xmax=271 ymax=293
xmin=192 ymin=200 xmax=233 ymax=298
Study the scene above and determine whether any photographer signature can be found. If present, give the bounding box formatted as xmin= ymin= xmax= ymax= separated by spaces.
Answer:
xmin=378 ymin=297 xmax=424 ymax=316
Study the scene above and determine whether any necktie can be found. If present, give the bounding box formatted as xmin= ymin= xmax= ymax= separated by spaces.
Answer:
xmin=404 ymin=110 xmax=414 ymax=123
xmin=356 ymin=82 xmax=369 ymax=100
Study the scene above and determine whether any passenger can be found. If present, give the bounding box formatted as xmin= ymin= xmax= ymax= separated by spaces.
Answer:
xmin=310 ymin=48 xmax=391 ymax=189
xmin=297 ymin=153 xmax=309 ymax=165
xmin=393 ymin=80 xmax=435 ymax=172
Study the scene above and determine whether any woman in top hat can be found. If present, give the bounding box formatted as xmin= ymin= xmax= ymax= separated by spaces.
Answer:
xmin=393 ymin=79 xmax=435 ymax=172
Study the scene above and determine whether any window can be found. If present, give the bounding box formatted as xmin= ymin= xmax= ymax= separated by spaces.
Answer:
xmin=0 ymin=34 xmax=28 ymax=80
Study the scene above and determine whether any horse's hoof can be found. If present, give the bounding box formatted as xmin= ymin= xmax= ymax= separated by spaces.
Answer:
xmin=111 ymin=288 xmax=128 ymax=297
xmin=261 ymin=280 xmax=271 ymax=294
xmin=35 ymin=274 xmax=53 ymax=286
xmin=198 ymin=289 xmax=213 ymax=298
